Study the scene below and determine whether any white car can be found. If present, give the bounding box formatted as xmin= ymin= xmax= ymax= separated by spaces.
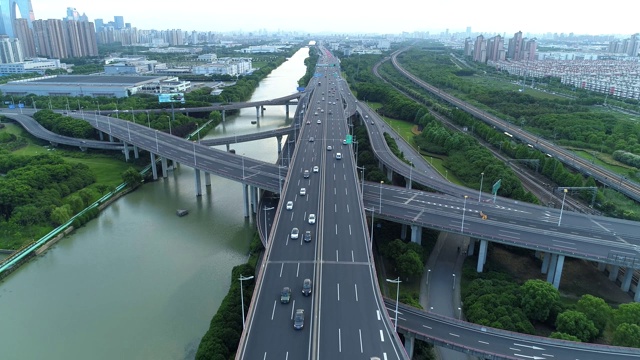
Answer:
xmin=327 ymin=145 xmax=332 ymax=151
xmin=300 ymin=188 xmax=306 ymax=196
xmin=336 ymin=153 xmax=342 ymax=160
xmin=308 ymin=214 xmax=316 ymax=224
xmin=291 ymin=228 xmax=299 ymax=239
xmin=317 ymin=119 xmax=321 ymax=124
xmin=286 ymin=201 xmax=293 ymax=210
xmin=313 ymin=166 xmax=319 ymax=173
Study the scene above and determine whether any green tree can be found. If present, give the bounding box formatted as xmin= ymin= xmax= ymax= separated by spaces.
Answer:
xmin=555 ymin=310 xmax=599 ymax=342
xmin=122 ymin=167 xmax=143 ymax=187
xmin=549 ymin=332 xmax=581 ymax=342
xmin=613 ymin=323 xmax=640 ymax=348
xmin=50 ymin=205 xmax=72 ymax=226
xmin=614 ymin=303 xmax=640 ymax=327
xmin=520 ymin=279 xmax=559 ymax=322
xmin=575 ymin=294 xmax=611 ymax=335
xmin=396 ymin=250 xmax=424 ymax=280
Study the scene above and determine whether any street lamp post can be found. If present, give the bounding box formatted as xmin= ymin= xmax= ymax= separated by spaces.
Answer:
xmin=452 ymin=273 xmax=456 ymax=290
xmin=238 ymin=274 xmax=254 ymax=330
xmin=193 ymin=142 xmax=197 ymax=166
xmin=478 ymin=172 xmax=484 ymax=202
xmin=461 ymin=195 xmax=468 ymax=233
xmin=558 ymin=189 xmax=568 ymax=226
xmin=386 ymin=277 xmax=401 ymax=332
xmin=379 ymin=181 xmax=384 ymax=214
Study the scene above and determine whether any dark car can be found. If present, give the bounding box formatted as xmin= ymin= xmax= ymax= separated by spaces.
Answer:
xmin=280 ymin=287 xmax=291 ymax=304
xmin=302 ymin=278 xmax=312 ymax=296
xmin=303 ymin=231 xmax=312 ymax=243
xmin=293 ymin=309 xmax=304 ymax=330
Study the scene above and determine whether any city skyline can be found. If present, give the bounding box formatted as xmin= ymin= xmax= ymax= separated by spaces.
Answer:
xmin=27 ymin=0 xmax=640 ymax=36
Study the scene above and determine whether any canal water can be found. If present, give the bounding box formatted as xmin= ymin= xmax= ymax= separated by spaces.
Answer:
xmin=0 ymin=47 xmax=309 ymax=360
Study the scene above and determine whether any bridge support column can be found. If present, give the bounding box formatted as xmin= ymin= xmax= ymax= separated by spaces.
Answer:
xmin=467 ymin=238 xmax=476 ymax=256
xmin=276 ymin=135 xmax=282 ymax=154
xmin=476 ymin=240 xmax=488 ymax=273
xmin=98 ymin=131 xmax=104 ymax=141
xmin=194 ymin=169 xmax=202 ymax=197
xmin=541 ymin=252 xmax=551 ymax=274
xmin=598 ymin=262 xmax=607 ymax=272
xmin=253 ymin=186 xmax=259 ymax=214
xmin=226 ymin=143 xmax=230 ymax=152
xmin=410 ymin=225 xmax=422 ymax=245
xmin=161 ymin=157 xmax=168 ymax=178
xmin=242 ymin=183 xmax=249 ymax=218
xmin=635 ymin=287 xmax=640 ymax=302
xmin=546 ymin=254 xmax=558 ymax=283
xmin=133 ymin=145 xmax=139 ymax=159
xmin=222 ymin=110 xmax=226 ymax=123
xmin=150 ymin=153 xmax=158 ymax=180
xmin=552 ymin=255 xmax=565 ymax=289
xmin=205 ymin=172 xmax=211 ymax=187
xmin=255 ymin=106 xmax=260 ymax=124
xmin=386 ymin=168 xmax=393 ymax=181
xmin=401 ymin=224 xmax=407 ymax=240
xmin=404 ymin=333 xmax=415 ymax=359
xmin=109 ymin=134 xmax=114 ymax=142
xmin=261 ymin=106 xmax=265 ymax=117
xmin=285 ymin=104 xmax=289 ymax=119
xmin=123 ymin=142 xmax=130 ymax=162
xmin=609 ymin=266 xmax=620 ymax=281
xmin=405 ymin=176 xmax=412 ymax=190
xmin=378 ymin=160 xmax=384 ymax=171
xmin=621 ymin=268 xmax=634 ymax=292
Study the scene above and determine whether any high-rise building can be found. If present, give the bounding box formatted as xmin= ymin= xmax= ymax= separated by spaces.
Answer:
xmin=486 ymin=35 xmax=504 ymax=62
xmin=522 ymin=38 xmax=537 ymax=60
xmin=0 ymin=0 xmax=35 ymax=37
xmin=473 ymin=34 xmax=486 ymax=63
xmin=33 ymin=18 xmax=97 ymax=59
xmin=114 ymin=16 xmax=124 ymax=30
xmin=13 ymin=18 xmax=35 ymax=57
xmin=507 ymin=31 xmax=523 ymax=60
xmin=0 ymin=35 xmax=23 ymax=63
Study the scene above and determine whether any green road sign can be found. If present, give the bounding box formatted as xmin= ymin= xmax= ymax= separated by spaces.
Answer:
xmin=346 ymin=135 xmax=353 ymax=144
xmin=492 ymin=179 xmax=502 ymax=195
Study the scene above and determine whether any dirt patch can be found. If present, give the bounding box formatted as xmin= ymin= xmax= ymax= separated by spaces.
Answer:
xmin=488 ymin=245 xmax=632 ymax=305
xmin=411 ymin=125 xmax=422 ymax=135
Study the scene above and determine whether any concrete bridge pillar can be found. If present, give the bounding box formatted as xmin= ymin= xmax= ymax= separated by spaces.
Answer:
xmin=405 ymin=177 xmax=412 ymax=190
xmin=150 ymin=153 xmax=158 ymax=180
xmin=541 ymin=252 xmax=551 ymax=274
xmin=400 ymin=224 xmax=407 ymax=240
xmin=276 ymin=135 xmax=283 ymax=154
xmin=635 ymin=287 xmax=640 ymax=303
xmin=161 ymin=157 xmax=168 ymax=178
xmin=226 ymin=143 xmax=230 ymax=152
xmin=552 ymin=255 xmax=565 ymax=289
xmin=404 ymin=333 xmax=415 ymax=359
xmin=222 ymin=110 xmax=226 ymax=122
xmin=609 ymin=266 xmax=620 ymax=282
xmin=261 ymin=106 xmax=265 ymax=117
xmin=546 ymin=254 xmax=558 ymax=283
xmin=467 ymin=238 xmax=477 ymax=256
xmin=109 ymin=134 xmax=114 ymax=142
xmin=133 ymin=145 xmax=139 ymax=159
xmin=255 ymin=106 xmax=260 ymax=124
xmin=205 ymin=172 xmax=211 ymax=187
xmin=387 ymin=167 xmax=393 ymax=181
xmin=621 ymin=268 xmax=634 ymax=292
xmin=598 ymin=262 xmax=607 ymax=272
xmin=476 ymin=239 xmax=488 ymax=273
xmin=242 ymin=183 xmax=249 ymax=218
xmin=285 ymin=104 xmax=289 ymax=119
xmin=98 ymin=131 xmax=104 ymax=141
xmin=378 ymin=160 xmax=384 ymax=171
xmin=410 ymin=225 xmax=422 ymax=245
xmin=194 ymin=169 xmax=202 ymax=197
xmin=123 ymin=142 xmax=130 ymax=162
xmin=253 ymin=186 xmax=259 ymax=214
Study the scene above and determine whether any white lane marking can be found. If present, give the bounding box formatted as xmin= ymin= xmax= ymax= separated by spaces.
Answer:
xmin=334 ymin=188 xmax=336 ymax=195
xmin=422 ymin=325 xmax=432 ymax=329
xmin=354 ymin=283 xmax=358 ymax=301
xmin=296 ymin=263 xmax=300 ymax=277
xmin=344 ymin=174 xmax=346 ymax=180
xmin=449 ymin=333 xmax=460 ymax=337
xmin=347 ymin=204 xmax=350 ymax=213
xmin=336 ymin=224 xmax=338 ymax=235
xmin=542 ymin=354 xmax=554 ymax=357
xmin=338 ymin=328 xmax=342 ymax=352
xmin=280 ymin=263 xmax=284 ymax=277
xmin=352 ymin=250 xmax=355 ymax=262
xmin=290 ymin=300 xmax=296 ymax=319
xmin=383 ymin=354 xmax=388 ymax=360
xmin=297 ymin=179 xmax=300 ymax=186
xmin=380 ymin=330 xmax=385 ymax=342
xmin=263 ymin=353 xmax=267 ymax=360
xmin=345 ymin=187 xmax=348 ymax=195
xmin=349 ymin=224 xmax=352 ymax=235
xmin=271 ymin=301 xmax=277 ymax=320
xmin=335 ymin=204 xmax=337 ymax=212
xmin=290 ymin=212 xmax=294 ymax=221
xmin=509 ymin=348 xmax=520 ymax=351
xmin=336 ymin=249 xmax=339 ymax=262
xmin=478 ymin=340 xmax=489 ymax=345
xmin=337 ymin=283 xmax=340 ymax=301
xmin=334 ymin=174 xmax=336 ymax=181
xmin=359 ymin=329 xmax=363 ymax=352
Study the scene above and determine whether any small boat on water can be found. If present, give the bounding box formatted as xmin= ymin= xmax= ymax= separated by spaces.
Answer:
xmin=176 ymin=209 xmax=189 ymax=217
xmin=251 ymin=120 xmax=257 ymax=125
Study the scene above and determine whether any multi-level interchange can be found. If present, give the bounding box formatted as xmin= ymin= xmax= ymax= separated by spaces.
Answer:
xmin=5 ymin=47 xmax=640 ymax=359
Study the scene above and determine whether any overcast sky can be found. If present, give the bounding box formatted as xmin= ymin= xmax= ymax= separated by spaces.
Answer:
xmin=30 ymin=0 xmax=639 ymax=36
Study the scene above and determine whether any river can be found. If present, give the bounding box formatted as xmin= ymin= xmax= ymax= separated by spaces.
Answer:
xmin=0 ymin=47 xmax=309 ymax=360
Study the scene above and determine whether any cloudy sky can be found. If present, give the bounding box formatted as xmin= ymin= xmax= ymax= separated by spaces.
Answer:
xmin=30 ymin=0 xmax=638 ymax=36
